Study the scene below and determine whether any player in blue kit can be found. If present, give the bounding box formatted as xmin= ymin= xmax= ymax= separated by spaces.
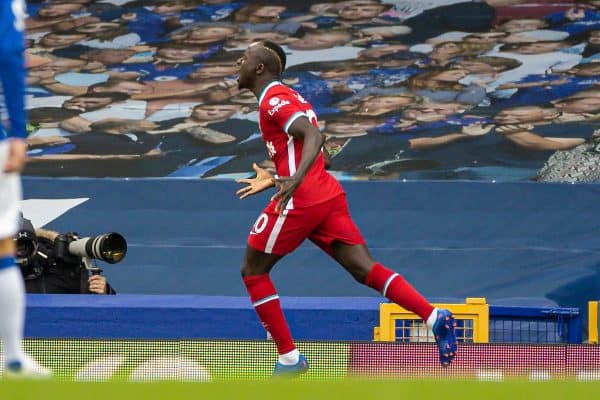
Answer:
xmin=0 ymin=0 xmax=51 ymax=378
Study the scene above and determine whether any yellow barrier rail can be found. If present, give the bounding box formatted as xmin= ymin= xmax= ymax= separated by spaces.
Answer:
xmin=589 ymin=301 xmax=598 ymax=345
xmin=374 ymin=297 xmax=489 ymax=343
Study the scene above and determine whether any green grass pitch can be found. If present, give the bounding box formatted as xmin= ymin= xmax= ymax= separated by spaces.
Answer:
xmin=2 ymin=379 xmax=600 ymax=400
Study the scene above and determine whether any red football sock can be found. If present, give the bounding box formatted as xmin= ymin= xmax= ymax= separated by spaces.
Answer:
xmin=365 ymin=263 xmax=434 ymax=321
xmin=243 ymin=274 xmax=296 ymax=355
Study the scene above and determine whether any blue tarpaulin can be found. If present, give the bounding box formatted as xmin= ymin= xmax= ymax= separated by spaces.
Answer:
xmin=22 ymin=178 xmax=600 ymax=311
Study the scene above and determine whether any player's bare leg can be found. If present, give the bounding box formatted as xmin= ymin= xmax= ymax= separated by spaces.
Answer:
xmin=0 ymin=238 xmax=51 ymax=378
xmin=331 ymin=241 xmax=458 ymax=366
xmin=241 ymin=246 xmax=308 ymax=376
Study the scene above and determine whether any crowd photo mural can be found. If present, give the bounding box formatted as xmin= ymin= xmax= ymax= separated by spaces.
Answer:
xmin=20 ymin=0 xmax=600 ymax=182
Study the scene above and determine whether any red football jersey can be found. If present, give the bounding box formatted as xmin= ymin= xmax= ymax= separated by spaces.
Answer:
xmin=258 ymin=81 xmax=343 ymax=208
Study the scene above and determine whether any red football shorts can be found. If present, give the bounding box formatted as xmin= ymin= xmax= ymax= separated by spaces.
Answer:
xmin=247 ymin=194 xmax=365 ymax=256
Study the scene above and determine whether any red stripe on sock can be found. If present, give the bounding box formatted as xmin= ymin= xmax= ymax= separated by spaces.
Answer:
xmin=243 ymin=274 xmax=296 ymax=355
xmin=365 ymin=263 xmax=434 ymax=321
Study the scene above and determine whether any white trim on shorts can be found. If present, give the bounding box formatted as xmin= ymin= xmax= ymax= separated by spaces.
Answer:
xmin=265 ymin=210 xmax=289 ymax=254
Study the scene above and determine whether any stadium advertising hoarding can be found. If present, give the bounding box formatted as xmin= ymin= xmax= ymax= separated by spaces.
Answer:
xmin=10 ymin=340 xmax=600 ymax=382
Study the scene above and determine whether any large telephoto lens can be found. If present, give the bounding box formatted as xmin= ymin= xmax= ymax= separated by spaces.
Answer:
xmin=68 ymin=233 xmax=127 ymax=264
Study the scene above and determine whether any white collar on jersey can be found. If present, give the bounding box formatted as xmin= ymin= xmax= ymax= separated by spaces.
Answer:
xmin=258 ymin=81 xmax=282 ymax=106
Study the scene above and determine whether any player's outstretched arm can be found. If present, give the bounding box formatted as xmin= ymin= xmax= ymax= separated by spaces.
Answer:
xmin=273 ymin=117 xmax=324 ymax=213
xmin=236 ymin=163 xmax=276 ymax=199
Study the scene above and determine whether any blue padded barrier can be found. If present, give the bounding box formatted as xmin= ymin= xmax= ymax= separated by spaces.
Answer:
xmin=25 ymin=294 xmax=382 ymax=340
xmin=25 ymin=295 xmax=583 ymax=343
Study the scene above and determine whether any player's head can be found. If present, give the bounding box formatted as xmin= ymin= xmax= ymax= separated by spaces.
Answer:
xmin=236 ymin=40 xmax=286 ymax=90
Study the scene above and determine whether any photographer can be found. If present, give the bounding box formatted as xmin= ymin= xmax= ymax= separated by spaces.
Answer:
xmin=16 ymin=217 xmax=118 ymax=295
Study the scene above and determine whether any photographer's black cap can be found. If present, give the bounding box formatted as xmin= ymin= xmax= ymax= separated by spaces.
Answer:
xmin=19 ymin=212 xmax=35 ymax=233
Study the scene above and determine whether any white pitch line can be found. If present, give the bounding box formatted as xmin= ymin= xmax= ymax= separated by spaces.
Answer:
xmin=476 ymin=369 xmax=504 ymax=382
xmin=529 ymin=370 xmax=552 ymax=381
xmin=576 ymin=370 xmax=600 ymax=381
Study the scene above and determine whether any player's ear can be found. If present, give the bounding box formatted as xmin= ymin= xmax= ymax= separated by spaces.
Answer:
xmin=256 ymin=63 xmax=265 ymax=75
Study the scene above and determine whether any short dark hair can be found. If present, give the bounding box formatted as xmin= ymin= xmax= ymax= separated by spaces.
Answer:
xmin=262 ymin=40 xmax=287 ymax=73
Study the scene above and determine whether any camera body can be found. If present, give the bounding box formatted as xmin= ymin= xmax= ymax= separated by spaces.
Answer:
xmin=14 ymin=218 xmax=38 ymax=267
xmin=54 ymin=233 xmax=91 ymax=268
xmin=16 ymin=233 xmax=81 ymax=282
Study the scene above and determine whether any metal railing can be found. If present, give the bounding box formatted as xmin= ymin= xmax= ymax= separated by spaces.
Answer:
xmin=374 ymin=298 xmax=588 ymax=344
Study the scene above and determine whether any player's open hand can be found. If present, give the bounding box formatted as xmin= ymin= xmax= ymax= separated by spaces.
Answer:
xmin=3 ymin=139 xmax=28 ymax=173
xmin=272 ymin=175 xmax=301 ymax=214
xmin=236 ymin=163 xmax=275 ymax=199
